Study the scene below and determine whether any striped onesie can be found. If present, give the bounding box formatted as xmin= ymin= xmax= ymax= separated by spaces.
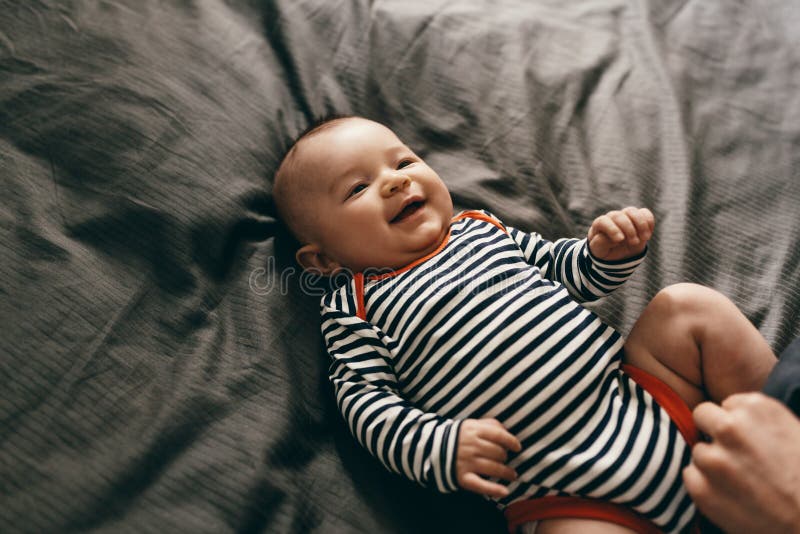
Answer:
xmin=321 ymin=211 xmax=697 ymax=533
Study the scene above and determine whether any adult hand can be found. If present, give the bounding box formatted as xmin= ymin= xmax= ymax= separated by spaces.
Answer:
xmin=683 ymin=392 xmax=800 ymax=533
xmin=587 ymin=207 xmax=654 ymax=261
xmin=456 ymin=418 xmax=522 ymax=499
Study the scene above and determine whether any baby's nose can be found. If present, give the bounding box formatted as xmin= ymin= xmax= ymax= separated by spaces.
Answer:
xmin=381 ymin=174 xmax=411 ymax=196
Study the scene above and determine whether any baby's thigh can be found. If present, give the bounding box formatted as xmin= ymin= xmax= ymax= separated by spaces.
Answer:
xmin=623 ymin=283 xmax=709 ymax=407
xmin=528 ymin=518 xmax=637 ymax=534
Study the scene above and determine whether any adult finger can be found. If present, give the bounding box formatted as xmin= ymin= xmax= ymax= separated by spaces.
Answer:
xmin=683 ymin=464 xmax=726 ymax=519
xmin=461 ymin=472 xmax=511 ymax=499
xmin=692 ymin=401 xmax=731 ymax=440
xmin=720 ymin=391 xmax=769 ymax=411
xmin=689 ymin=442 xmax=733 ymax=484
xmin=682 ymin=463 xmax=712 ymax=502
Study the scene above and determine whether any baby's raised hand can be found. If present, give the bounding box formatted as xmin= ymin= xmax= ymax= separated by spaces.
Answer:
xmin=588 ymin=207 xmax=655 ymax=261
xmin=456 ymin=418 xmax=522 ymax=499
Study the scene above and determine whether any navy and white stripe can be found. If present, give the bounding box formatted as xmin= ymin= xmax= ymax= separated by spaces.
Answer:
xmin=321 ymin=211 xmax=694 ymax=533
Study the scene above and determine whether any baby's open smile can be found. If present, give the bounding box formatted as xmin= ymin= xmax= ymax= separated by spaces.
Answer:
xmin=390 ymin=196 xmax=426 ymax=224
xmin=275 ymin=117 xmax=455 ymax=274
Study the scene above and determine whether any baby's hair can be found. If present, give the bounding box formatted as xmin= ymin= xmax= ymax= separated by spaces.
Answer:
xmin=275 ymin=113 xmax=356 ymax=182
xmin=273 ymin=113 xmax=358 ymax=247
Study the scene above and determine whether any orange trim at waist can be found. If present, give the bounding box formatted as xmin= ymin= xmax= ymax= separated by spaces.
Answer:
xmin=621 ymin=364 xmax=700 ymax=446
xmin=505 ymin=365 xmax=700 ymax=533
xmin=505 ymin=496 xmax=663 ymax=534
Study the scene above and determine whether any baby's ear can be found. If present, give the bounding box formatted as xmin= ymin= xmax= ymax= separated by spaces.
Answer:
xmin=296 ymin=244 xmax=341 ymax=275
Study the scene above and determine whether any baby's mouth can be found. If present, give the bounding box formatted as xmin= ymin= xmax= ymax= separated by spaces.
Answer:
xmin=391 ymin=200 xmax=425 ymax=224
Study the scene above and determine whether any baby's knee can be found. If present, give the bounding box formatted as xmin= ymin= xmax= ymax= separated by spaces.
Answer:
xmin=651 ymin=283 xmax=731 ymax=318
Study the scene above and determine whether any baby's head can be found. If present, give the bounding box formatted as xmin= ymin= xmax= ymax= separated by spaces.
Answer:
xmin=273 ymin=116 xmax=453 ymax=274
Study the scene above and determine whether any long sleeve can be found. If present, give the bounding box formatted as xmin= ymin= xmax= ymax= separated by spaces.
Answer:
xmin=764 ymin=335 xmax=800 ymax=416
xmin=504 ymin=223 xmax=646 ymax=302
xmin=321 ymin=287 xmax=462 ymax=492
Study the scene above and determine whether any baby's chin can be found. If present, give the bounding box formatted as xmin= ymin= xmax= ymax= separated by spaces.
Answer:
xmin=390 ymin=220 xmax=449 ymax=265
xmin=413 ymin=219 xmax=449 ymax=249
xmin=347 ymin=242 xmax=445 ymax=274
xmin=340 ymin=217 xmax=450 ymax=273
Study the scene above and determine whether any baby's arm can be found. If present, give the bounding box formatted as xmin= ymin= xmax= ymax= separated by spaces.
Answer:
xmin=323 ymin=297 xmax=462 ymax=492
xmin=503 ymin=207 xmax=653 ymax=302
xmin=586 ymin=207 xmax=654 ymax=261
xmin=323 ymin=292 xmax=521 ymax=498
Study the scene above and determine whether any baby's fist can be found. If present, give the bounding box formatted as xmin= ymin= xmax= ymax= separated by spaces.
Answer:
xmin=588 ymin=207 xmax=655 ymax=261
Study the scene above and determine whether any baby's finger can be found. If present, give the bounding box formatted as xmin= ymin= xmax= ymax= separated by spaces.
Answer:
xmin=589 ymin=234 xmax=612 ymax=258
xmin=461 ymin=472 xmax=511 ymax=499
xmin=591 ymin=215 xmax=625 ymax=243
xmin=476 ymin=439 xmax=509 ymax=463
xmin=610 ymin=210 xmax=639 ymax=243
xmin=473 ymin=458 xmax=518 ymax=482
xmin=623 ymin=207 xmax=653 ymax=240
xmin=479 ymin=420 xmax=523 ymax=452
xmin=640 ymin=207 xmax=655 ymax=232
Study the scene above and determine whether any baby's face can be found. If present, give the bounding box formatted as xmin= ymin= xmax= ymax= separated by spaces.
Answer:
xmin=290 ymin=118 xmax=453 ymax=273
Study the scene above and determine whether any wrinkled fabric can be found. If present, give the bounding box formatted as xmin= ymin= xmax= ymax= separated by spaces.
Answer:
xmin=1 ymin=0 xmax=799 ymax=532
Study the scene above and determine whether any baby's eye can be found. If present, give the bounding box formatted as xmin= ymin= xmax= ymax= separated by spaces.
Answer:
xmin=397 ymin=159 xmax=414 ymax=170
xmin=347 ymin=183 xmax=368 ymax=198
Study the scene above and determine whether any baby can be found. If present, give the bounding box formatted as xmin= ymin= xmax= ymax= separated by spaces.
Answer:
xmin=273 ymin=116 xmax=777 ymax=533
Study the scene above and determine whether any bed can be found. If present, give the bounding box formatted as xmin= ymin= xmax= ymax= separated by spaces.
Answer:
xmin=3 ymin=0 xmax=799 ymax=532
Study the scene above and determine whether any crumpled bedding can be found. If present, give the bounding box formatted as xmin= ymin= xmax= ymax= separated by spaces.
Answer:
xmin=2 ymin=0 xmax=799 ymax=532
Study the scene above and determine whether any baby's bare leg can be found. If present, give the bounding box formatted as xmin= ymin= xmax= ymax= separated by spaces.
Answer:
xmin=623 ymin=283 xmax=777 ymax=408
xmin=534 ymin=518 xmax=636 ymax=534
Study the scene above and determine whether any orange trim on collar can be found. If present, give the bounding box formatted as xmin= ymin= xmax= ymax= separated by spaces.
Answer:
xmin=368 ymin=228 xmax=452 ymax=281
xmin=366 ymin=211 xmax=507 ymax=281
xmin=354 ymin=272 xmax=366 ymax=320
xmin=451 ymin=210 xmax=508 ymax=234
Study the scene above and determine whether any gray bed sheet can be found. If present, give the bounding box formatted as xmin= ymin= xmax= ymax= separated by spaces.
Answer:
xmin=2 ymin=0 xmax=799 ymax=532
